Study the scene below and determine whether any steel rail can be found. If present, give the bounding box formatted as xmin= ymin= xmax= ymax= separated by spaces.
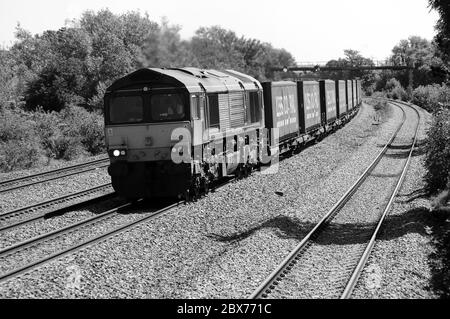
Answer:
xmin=249 ymin=101 xmax=407 ymax=299
xmin=0 ymin=183 xmax=115 ymax=232
xmin=0 ymin=158 xmax=109 ymax=194
xmin=340 ymin=100 xmax=421 ymax=298
xmin=0 ymin=173 xmax=238 ymax=283
xmin=0 ymin=202 xmax=130 ymax=257
xmin=0 ymin=201 xmax=182 ymax=283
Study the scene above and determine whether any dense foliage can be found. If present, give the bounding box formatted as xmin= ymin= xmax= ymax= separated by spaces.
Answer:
xmin=424 ymin=108 xmax=450 ymax=193
xmin=421 ymin=2 xmax=450 ymax=194
xmin=412 ymin=84 xmax=450 ymax=112
xmin=0 ymin=106 xmax=105 ymax=172
xmin=322 ymin=50 xmax=376 ymax=93
xmin=429 ymin=0 xmax=450 ymax=65
xmin=0 ymin=10 xmax=295 ymax=113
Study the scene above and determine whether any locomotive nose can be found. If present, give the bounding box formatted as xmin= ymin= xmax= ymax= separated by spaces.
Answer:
xmin=108 ymin=161 xmax=129 ymax=177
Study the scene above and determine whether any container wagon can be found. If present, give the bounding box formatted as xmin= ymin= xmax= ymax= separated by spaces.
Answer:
xmin=297 ymin=81 xmax=321 ymax=134
xmin=346 ymin=80 xmax=353 ymax=111
xmin=319 ymin=80 xmax=337 ymax=127
xmin=335 ymin=80 xmax=347 ymax=119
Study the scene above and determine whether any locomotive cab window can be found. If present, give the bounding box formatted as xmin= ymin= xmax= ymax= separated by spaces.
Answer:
xmin=248 ymin=91 xmax=261 ymax=123
xmin=109 ymin=95 xmax=144 ymax=124
xmin=150 ymin=93 xmax=186 ymax=121
xmin=191 ymin=95 xmax=200 ymax=120
xmin=207 ymin=94 xmax=220 ymax=128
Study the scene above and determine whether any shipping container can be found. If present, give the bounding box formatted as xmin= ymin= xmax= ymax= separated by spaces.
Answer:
xmin=262 ymin=81 xmax=299 ymax=142
xmin=357 ymin=80 xmax=362 ymax=105
xmin=346 ymin=80 xmax=353 ymax=111
xmin=297 ymin=81 xmax=321 ymax=133
xmin=319 ymin=80 xmax=337 ymax=125
xmin=335 ymin=80 xmax=347 ymax=118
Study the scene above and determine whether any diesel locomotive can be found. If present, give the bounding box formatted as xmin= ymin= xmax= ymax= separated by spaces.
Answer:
xmin=104 ymin=67 xmax=362 ymax=200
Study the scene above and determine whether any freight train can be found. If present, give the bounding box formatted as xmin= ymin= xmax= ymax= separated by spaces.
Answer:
xmin=104 ymin=68 xmax=362 ymax=200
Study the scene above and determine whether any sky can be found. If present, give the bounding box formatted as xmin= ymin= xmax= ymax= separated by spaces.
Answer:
xmin=0 ymin=0 xmax=439 ymax=63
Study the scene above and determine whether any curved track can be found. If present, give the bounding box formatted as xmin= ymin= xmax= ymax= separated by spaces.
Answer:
xmin=249 ymin=100 xmax=420 ymax=299
xmin=341 ymin=100 xmax=421 ymax=298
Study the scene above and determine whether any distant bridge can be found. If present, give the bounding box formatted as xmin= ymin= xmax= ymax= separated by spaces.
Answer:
xmin=274 ymin=62 xmax=412 ymax=72
xmin=273 ymin=61 xmax=413 ymax=91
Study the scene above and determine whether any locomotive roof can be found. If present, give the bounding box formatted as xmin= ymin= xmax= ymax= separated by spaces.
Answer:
xmin=106 ymin=67 xmax=262 ymax=94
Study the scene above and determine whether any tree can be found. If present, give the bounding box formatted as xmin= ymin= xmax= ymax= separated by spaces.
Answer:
xmin=18 ymin=9 xmax=162 ymax=111
xmin=4 ymin=11 xmax=299 ymax=111
xmin=143 ymin=17 xmax=199 ymax=68
xmin=390 ymin=36 xmax=447 ymax=87
xmin=23 ymin=27 xmax=93 ymax=111
xmin=0 ymin=49 xmax=17 ymax=108
xmin=80 ymin=10 xmax=159 ymax=92
xmin=191 ymin=26 xmax=245 ymax=70
xmin=324 ymin=50 xmax=376 ymax=93
xmin=190 ymin=25 xmax=295 ymax=80
xmin=429 ymin=0 xmax=450 ymax=64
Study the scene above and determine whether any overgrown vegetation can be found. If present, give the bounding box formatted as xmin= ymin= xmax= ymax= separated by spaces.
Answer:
xmin=424 ymin=108 xmax=450 ymax=194
xmin=0 ymin=106 xmax=104 ymax=172
xmin=412 ymin=84 xmax=450 ymax=112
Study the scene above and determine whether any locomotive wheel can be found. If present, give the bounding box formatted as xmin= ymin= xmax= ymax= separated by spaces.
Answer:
xmin=242 ymin=164 xmax=249 ymax=178
xmin=245 ymin=164 xmax=253 ymax=177
xmin=185 ymin=176 xmax=201 ymax=202
xmin=201 ymin=176 xmax=210 ymax=194
xmin=236 ymin=164 xmax=243 ymax=180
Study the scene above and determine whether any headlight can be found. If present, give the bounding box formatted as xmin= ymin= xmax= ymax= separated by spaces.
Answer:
xmin=111 ymin=149 xmax=127 ymax=157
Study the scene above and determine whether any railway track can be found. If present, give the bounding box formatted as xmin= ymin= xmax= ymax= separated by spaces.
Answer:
xmin=0 ymin=175 xmax=238 ymax=283
xmin=0 ymin=157 xmax=109 ymax=194
xmin=250 ymin=100 xmax=420 ymax=299
xmin=0 ymin=183 xmax=115 ymax=232
xmin=0 ymin=200 xmax=183 ymax=282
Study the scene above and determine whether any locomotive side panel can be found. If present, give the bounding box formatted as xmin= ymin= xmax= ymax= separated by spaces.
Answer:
xmin=228 ymin=92 xmax=246 ymax=129
xmin=298 ymin=81 xmax=321 ymax=133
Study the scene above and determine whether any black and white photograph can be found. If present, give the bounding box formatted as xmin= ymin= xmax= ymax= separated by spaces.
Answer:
xmin=0 ymin=0 xmax=449 ymax=307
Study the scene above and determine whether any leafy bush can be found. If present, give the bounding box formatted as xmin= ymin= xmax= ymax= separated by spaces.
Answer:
xmin=370 ymin=91 xmax=387 ymax=100
xmin=0 ymin=108 xmax=42 ymax=171
xmin=412 ymin=84 xmax=450 ymax=112
xmin=0 ymin=108 xmax=34 ymax=142
xmin=0 ymin=140 xmax=40 ymax=172
xmin=33 ymin=109 xmax=81 ymax=160
xmin=390 ymin=85 xmax=408 ymax=101
xmin=61 ymin=106 xmax=105 ymax=155
xmin=0 ymin=104 xmax=106 ymax=172
xmin=384 ymin=78 xmax=408 ymax=101
xmin=424 ymin=108 xmax=450 ymax=193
